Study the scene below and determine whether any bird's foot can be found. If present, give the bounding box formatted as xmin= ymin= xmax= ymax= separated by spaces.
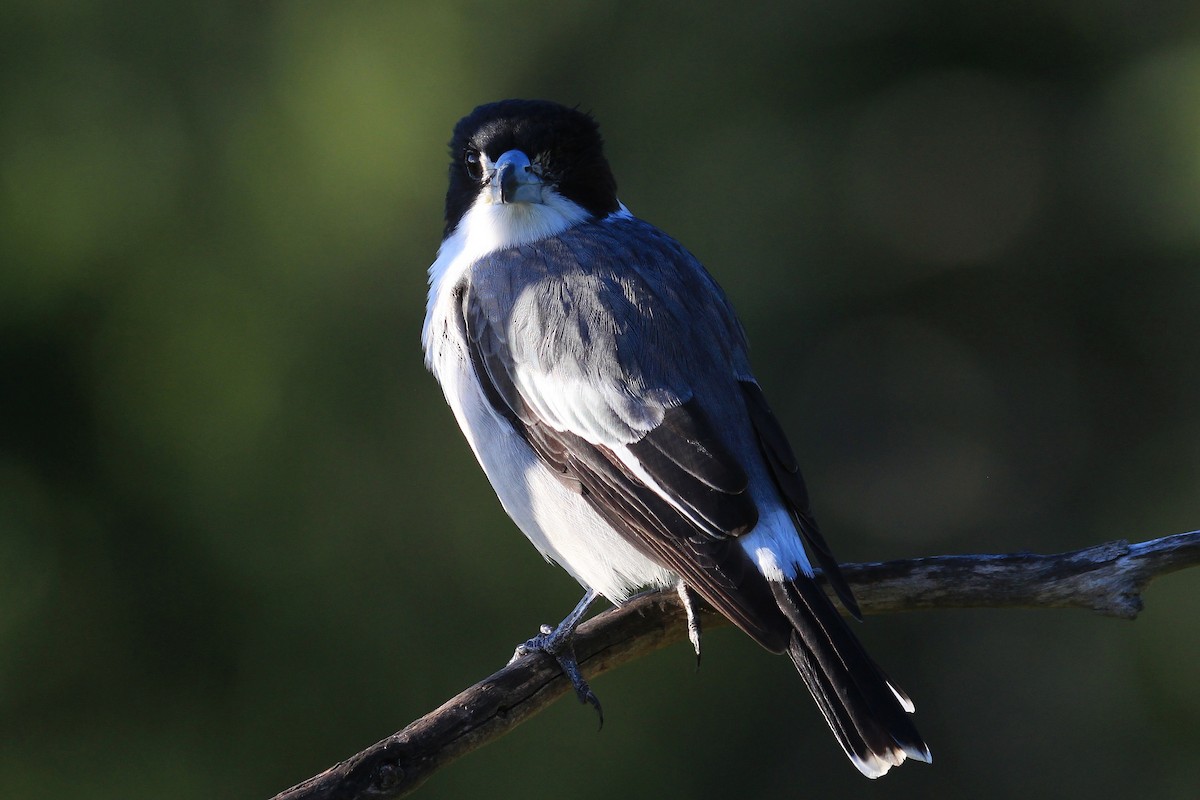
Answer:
xmin=508 ymin=590 xmax=603 ymax=727
xmin=678 ymin=582 xmax=703 ymax=667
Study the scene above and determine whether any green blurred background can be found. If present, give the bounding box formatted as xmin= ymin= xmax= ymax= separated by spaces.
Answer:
xmin=3 ymin=1 xmax=1200 ymax=798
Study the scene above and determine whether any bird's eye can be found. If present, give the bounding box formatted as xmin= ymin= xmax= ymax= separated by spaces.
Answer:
xmin=463 ymin=150 xmax=483 ymax=181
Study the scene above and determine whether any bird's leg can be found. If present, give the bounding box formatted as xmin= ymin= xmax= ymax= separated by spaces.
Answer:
xmin=509 ymin=588 xmax=603 ymax=725
xmin=677 ymin=581 xmax=703 ymax=666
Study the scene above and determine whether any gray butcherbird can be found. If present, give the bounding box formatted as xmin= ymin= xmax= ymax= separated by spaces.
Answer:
xmin=422 ymin=99 xmax=931 ymax=777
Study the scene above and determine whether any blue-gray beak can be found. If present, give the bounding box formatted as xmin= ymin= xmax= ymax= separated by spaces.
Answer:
xmin=491 ymin=149 xmax=544 ymax=205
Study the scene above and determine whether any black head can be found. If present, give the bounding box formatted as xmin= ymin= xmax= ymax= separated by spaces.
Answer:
xmin=443 ymin=99 xmax=619 ymax=236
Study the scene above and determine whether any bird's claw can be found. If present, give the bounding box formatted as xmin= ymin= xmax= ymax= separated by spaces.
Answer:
xmin=508 ymin=622 xmax=562 ymax=664
xmin=509 ymin=620 xmax=604 ymax=728
xmin=678 ymin=582 xmax=703 ymax=668
xmin=554 ymin=642 xmax=604 ymax=727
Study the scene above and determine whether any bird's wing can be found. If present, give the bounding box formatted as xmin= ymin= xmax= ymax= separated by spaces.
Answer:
xmin=457 ymin=219 xmax=798 ymax=649
xmin=740 ymin=380 xmax=860 ymax=618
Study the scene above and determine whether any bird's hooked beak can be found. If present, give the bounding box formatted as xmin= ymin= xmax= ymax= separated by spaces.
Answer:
xmin=490 ymin=149 xmax=544 ymax=205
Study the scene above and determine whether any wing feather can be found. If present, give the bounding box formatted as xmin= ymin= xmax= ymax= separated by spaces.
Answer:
xmin=457 ymin=219 xmax=788 ymax=650
xmin=740 ymin=380 xmax=861 ymax=618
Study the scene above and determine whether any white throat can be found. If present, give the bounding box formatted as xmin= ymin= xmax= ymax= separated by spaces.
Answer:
xmin=422 ymin=192 xmax=592 ymax=356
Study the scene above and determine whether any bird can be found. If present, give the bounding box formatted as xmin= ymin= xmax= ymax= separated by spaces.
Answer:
xmin=421 ymin=98 xmax=931 ymax=778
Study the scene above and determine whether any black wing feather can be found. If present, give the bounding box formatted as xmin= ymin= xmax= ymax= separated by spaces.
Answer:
xmin=740 ymin=380 xmax=862 ymax=619
xmin=625 ymin=403 xmax=758 ymax=537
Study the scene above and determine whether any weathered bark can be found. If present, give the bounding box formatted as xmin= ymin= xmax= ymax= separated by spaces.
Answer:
xmin=270 ymin=530 xmax=1200 ymax=800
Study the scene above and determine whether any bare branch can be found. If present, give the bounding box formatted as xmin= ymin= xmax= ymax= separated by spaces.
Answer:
xmin=269 ymin=530 xmax=1200 ymax=800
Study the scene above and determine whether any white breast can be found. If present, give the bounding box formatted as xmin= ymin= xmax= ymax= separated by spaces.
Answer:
xmin=422 ymin=196 xmax=674 ymax=602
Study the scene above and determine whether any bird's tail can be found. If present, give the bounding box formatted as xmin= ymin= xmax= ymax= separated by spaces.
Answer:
xmin=770 ymin=577 xmax=931 ymax=778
